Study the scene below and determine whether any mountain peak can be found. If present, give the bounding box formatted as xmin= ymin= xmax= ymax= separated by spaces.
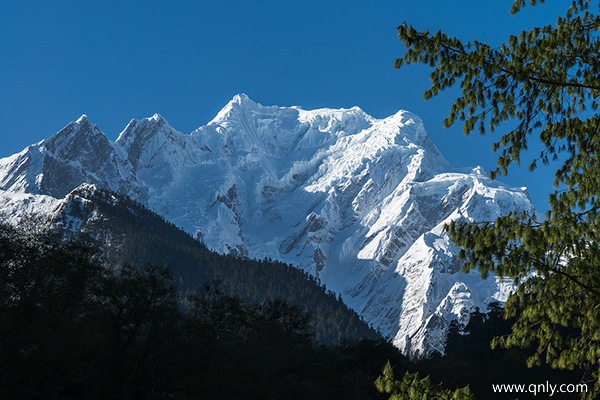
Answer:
xmin=75 ymin=114 xmax=89 ymax=124
xmin=232 ymin=93 xmax=251 ymax=104
xmin=115 ymin=114 xmax=184 ymax=174
xmin=44 ymin=115 xmax=105 ymax=154
xmin=208 ymin=94 xmax=263 ymax=126
xmin=116 ymin=113 xmax=173 ymax=144
xmin=148 ymin=113 xmax=165 ymax=123
xmin=226 ymin=93 xmax=259 ymax=111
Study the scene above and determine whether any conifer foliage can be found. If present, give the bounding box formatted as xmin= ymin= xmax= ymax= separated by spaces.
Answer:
xmin=375 ymin=361 xmax=474 ymax=400
xmin=0 ymin=225 xmax=399 ymax=399
xmin=396 ymin=0 xmax=600 ymax=397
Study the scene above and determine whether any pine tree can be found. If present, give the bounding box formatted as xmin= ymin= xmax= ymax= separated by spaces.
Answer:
xmin=375 ymin=361 xmax=474 ymax=400
xmin=395 ymin=1 xmax=600 ymax=397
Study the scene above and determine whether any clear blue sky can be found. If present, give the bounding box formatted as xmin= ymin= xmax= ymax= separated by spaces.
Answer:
xmin=0 ymin=0 xmax=566 ymax=211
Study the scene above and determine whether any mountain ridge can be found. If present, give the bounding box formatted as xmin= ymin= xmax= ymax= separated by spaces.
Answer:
xmin=0 ymin=95 xmax=535 ymax=358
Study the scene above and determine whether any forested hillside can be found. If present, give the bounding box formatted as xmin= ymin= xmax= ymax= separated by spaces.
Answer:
xmin=47 ymin=186 xmax=378 ymax=345
xmin=1 ymin=211 xmax=587 ymax=399
xmin=0 ymin=225 xmax=410 ymax=399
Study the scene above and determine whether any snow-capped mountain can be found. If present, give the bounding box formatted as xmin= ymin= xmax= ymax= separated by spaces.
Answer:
xmin=0 ymin=94 xmax=535 ymax=358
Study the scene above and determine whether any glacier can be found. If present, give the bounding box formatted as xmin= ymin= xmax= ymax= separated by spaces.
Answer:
xmin=0 ymin=94 xmax=535 ymax=358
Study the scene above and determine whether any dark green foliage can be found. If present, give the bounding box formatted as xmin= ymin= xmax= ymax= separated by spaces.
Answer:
xmin=375 ymin=360 xmax=474 ymax=400
xmin=416 ymin=304 xmax=585 ymax=399
xmin=9 ymin=225 xmax=587 ymax=399
xmin=0 ymin=225 xmax=409 ymax=399
xmin=177 ymin=285 xmax=398 ymax=400
xmin=0 ymin=226 xmax=181 ymax=399
xmin=397 ymin=1 xmax=600 ymax=180
xmin=396 ymin=1 xmax=600 ymax=397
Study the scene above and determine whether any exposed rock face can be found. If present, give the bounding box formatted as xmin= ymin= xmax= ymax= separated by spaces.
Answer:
xmin=0 ymin=94 xmax=535 ymax=358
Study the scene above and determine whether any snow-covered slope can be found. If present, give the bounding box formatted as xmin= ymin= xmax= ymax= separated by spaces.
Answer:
xmin=0 ymin=94 xmax=535 ymax=358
